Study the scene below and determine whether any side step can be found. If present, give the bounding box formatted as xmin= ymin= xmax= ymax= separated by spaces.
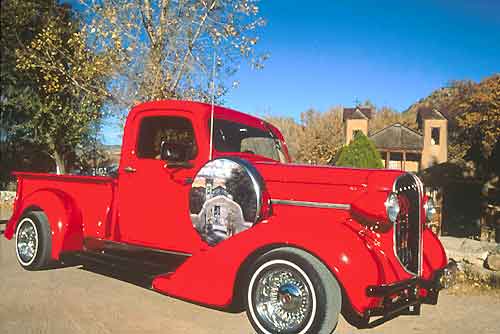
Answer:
xmin=70 ymin=249 xmax=175 ymax=275
xmin=63 ymin=238 xmax=191 ymax=277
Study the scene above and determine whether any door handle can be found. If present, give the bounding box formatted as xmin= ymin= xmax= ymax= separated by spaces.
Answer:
xmin=124 ymin=166 xmax=137 ymax=173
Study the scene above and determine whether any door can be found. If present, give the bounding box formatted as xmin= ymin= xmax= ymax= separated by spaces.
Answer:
xmin=117 ymin=112 xmax=206 ymax=253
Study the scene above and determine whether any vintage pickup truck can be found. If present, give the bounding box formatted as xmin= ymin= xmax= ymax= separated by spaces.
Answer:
xmin=5 ymin=100 xmax=456 ymax=334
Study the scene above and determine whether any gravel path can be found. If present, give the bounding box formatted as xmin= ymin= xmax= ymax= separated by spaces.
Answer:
xmin=1 ymin=233 xmax=499 ymax=334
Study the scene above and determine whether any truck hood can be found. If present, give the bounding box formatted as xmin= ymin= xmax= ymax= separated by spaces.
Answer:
xmin=253 ymin=161 xmax=405 ymax=207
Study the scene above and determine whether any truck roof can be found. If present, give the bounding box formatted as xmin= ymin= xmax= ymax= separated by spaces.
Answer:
xmin=129 ymin=100 xmax=275 ymax=132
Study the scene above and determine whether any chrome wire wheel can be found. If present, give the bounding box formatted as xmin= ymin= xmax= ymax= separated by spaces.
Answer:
xmin=249 ymin=259 xmax=316 ymax=334
xmin=15 ymin=218 xmax=39 ymax=266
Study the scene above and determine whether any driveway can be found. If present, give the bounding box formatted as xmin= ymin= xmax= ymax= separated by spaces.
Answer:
xmin=0 ymin=231 xmax=499 ymax=334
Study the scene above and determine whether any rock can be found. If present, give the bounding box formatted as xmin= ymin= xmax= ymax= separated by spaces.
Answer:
xmin=462 ymin=262 xmax=500 ymax=288
xmin=440 ymin=236 xmax=498 ymax=267
xmin=485 ymin=253 xmax=500 ymax=271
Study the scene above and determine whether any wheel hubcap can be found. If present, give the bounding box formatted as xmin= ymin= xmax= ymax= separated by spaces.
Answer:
xmin=254 ymin=267 xmax=312 ymax=332
xmin=17 ymin=220 xmax=38 ymax=264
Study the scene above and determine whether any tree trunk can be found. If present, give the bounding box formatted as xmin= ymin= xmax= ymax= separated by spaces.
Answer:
xmin=53 ymin=150 xmax=66 ymax=175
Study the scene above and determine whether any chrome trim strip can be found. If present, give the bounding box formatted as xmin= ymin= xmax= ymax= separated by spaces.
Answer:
xmin=392 ymin=173 xmax=422 ymax=277
xmin=270 ymin=199 xmax=351 ymax=210
xmin=410 ymin=173 xmax=424 ymax=277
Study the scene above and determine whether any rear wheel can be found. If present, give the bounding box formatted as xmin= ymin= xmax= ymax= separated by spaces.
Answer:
xmin=246 ymin=247 xmax=342 ymax=334
xmin=15 ymin=211 xmax=53 ymax=270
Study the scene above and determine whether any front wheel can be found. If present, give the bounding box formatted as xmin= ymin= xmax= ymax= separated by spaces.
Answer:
xmin=15 ymin=211 xmax=53 ymax=270
xmin=246 ymin=248 xmax=342 ymax=334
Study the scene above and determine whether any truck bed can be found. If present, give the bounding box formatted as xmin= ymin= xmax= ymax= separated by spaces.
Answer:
xmin=5 ymin=172 xmax=116 ymax=243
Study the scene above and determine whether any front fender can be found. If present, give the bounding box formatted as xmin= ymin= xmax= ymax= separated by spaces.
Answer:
xmin=4 ymin=189 xmax=82 ymax=260
xmin=152 ymin=209 xmax=385 ymax=314
xmin=422 ymin=229 xmax=448 ymax=279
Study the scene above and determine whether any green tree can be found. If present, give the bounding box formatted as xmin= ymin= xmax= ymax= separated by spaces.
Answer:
xmin=336 ymin=132 xmax=383 ymax=169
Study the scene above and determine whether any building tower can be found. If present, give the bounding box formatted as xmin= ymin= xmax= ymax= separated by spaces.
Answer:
xmin=343 ymin=106 xmax=373 ymax=144
xmin=417 ymin=107 xmax=448 ymax=169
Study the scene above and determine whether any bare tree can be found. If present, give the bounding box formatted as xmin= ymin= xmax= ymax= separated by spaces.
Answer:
xmin=78 ymin=0 xmax=267 ymax=109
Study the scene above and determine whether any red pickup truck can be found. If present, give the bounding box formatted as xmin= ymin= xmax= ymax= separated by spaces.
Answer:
xmin=5 ymin=100 xmax=455 ymax=334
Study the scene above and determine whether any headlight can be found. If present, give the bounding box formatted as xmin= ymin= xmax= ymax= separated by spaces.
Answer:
xmin=424 ymin=197 xmax=436 ymax=222
xmin=385 ymin=192 xmax=400 ymax=223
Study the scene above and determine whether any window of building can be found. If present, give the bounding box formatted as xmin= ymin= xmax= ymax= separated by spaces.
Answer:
xmin=389 ymin=152 xmax=403 ymax=170
xmin=137 ymin=116 xmax=197 ymax=160
xmin=431 ymin=127 xmax=440 ymax=145
xmin=406 ymin=153 xmax=420 ymax=161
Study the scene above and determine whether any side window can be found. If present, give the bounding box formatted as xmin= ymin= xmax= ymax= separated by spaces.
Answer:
xmin=137 ymin=116 xmax=197 ymax=160
xmin=431 ymin=127 xmax=440 ymax=145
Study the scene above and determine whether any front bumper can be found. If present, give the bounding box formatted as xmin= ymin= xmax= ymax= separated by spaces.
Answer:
xmin=360 ymin=261 xmax=457 ymax=328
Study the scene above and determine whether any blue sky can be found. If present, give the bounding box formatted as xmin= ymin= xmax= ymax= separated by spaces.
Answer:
xmin=102 ymin=0 xmax=500 ymax=145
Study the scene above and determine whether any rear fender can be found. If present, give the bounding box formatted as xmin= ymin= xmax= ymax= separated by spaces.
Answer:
xmin=152 ymin=210 xmax=384 ymax=314
xmin=4 ymin=189 xmax=83 ymax=260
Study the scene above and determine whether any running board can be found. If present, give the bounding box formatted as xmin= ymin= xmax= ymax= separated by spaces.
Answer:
xmin=72 ymin=238 xmax=191 ymax=276
xmin=83 ymin=237 xmax=192 ymax=257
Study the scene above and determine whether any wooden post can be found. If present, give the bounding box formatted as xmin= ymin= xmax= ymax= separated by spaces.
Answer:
xmin=402 ymin=151 xmax=406 ymax=171
xmin=385 ymin=151 xmax=390 ymax=169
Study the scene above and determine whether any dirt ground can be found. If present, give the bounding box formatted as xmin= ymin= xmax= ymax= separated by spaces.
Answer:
xmin=1 ymin=233 xmax=499 ymax=334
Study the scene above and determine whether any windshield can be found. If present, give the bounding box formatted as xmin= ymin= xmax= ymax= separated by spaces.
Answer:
xmin=212 ymin=119 xmax=287 ymax=162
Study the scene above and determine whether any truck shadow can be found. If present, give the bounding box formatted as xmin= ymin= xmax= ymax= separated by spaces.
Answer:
xmin=78 ymin=262 xmax=156 ymax=289
xmin=73 ymin=256 xmax=244 ymax=314
xmin=70 ymin=250 xmax=187 ymax=290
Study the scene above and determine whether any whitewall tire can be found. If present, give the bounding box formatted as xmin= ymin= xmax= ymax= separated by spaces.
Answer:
xmin=15 ymin=211 xmax=53 ymax=270
xmin=246 ymin=247 xmax=342 ymax=334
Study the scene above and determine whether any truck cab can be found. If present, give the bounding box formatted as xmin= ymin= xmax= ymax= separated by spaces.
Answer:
xmin=115 ymin=100 xmax=288 ymax=253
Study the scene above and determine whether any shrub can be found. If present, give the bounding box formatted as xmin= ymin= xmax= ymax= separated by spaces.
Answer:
xmin=336 ymin=132 xmax=383 ymax=168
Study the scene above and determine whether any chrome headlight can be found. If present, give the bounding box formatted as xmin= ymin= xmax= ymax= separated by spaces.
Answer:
xmin=385 ymin=192 xmax=400 ymax=223
xmin=424 ymin=197 xmax=436 ymax=222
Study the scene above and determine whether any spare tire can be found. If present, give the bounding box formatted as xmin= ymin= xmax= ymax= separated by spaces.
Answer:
xmin=189 ymin=157 xmax=265 ymax=246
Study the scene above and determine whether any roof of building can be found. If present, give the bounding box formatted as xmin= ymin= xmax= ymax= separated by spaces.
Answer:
xmin=416 ymin=106 xmax=447 ymax=120
xmin=343 ymin=106 xmax=373 ymax=121
xmin=369 ymin=123 xmax=423 ymax=151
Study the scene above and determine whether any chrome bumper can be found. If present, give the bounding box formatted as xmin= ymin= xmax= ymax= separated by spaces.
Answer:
xmin=360 ymin=261 xmax=457 ymax=328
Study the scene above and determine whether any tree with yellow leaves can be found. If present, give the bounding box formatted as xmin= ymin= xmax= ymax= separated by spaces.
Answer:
xmin=266 ymin=107 xmax=344 ymax=164
xmin=15 ymin=2 xmax=112 ymax=174
xmin=454 ymin=74 xmax=500 ymax=162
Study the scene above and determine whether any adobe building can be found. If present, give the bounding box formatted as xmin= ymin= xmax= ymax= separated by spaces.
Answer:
xmin=343 ymin=106 xmax=448 ymax=173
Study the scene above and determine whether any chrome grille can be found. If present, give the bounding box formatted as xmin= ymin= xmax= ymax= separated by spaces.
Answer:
xmin=393 ymin=174 xmax=422 ymax=275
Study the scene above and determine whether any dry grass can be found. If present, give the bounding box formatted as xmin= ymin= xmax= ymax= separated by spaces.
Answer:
xmin=447 ymin=263 xmax=500 ymax=296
